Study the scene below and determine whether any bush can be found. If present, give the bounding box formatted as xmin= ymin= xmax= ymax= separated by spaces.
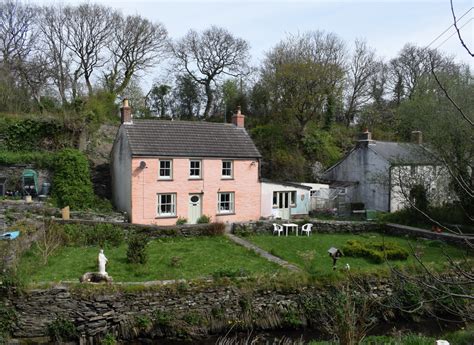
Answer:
xmin=127 ymin=233 xmax=149 ymax=264
xmin=63 ymin=223 xmax=124 ymax=247
xmin=212 ymin=268 xmax=249 ymax=279
xmin=342 ymin=240 xmax=409 ymax=264
xmin=196 ymin=215 xmax=211 ymax=224
xmin=204 ymin=222 xmax=225 ymax=236
xmin=176 ymin=217 xmax=187 ymax=225
xmin=100 ymin=333 xmax=117 ymax=345
xmin=234 ymin=225 xmax=253 ymax=237
xmin=47 ymin=317 xmax=77 ymax=342
xmin=52 ymin=149 xmax=95 ymax=210
xmin=0 ymin=302 xmax=15 ymax=343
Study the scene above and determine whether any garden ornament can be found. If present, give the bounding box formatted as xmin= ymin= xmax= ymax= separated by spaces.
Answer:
xmin=98 ymin=249 xmax=108 ymax=276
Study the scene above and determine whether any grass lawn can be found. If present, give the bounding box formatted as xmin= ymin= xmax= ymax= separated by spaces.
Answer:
xmin=246 ymin=232 xmax=471 ymax=275
xmin=18 ymin=236 xmax=281 ymax=283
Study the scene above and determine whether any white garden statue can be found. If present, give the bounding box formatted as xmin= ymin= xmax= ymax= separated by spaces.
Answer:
xmin=98 ymin=249 xmax=108 ymax=276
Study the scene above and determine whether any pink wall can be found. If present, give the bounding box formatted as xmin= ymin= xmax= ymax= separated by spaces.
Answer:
xmin=130 ymin=157 xmax=261 ymax=225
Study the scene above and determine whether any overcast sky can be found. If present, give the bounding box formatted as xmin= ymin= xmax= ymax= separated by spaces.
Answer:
xmin=37 ymin=0 xmax=473 ymax=90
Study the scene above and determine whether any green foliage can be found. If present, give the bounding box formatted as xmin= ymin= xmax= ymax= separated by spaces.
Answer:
xmin=342 ymin=239 xmax=409 ymax=263
xmin=153 ymin=310 xmax=174 ymax=327
xmin=176 ymin=217 xmax=187 ymax=225
xmin=0 ymin=150 xmax=56 ymax=168
xmin=196 ymin=215 xmax=211 ymax=224
xmin=2 ymin=118 xmax=67 ymax=151
xmin=47 ymin=317 xmax=77 ymax=342
xmin=212 ymin=268 xmax=249 ymax=279
xmin=282 ymin=309 xmax=303 ymax=328
xmin=234 ymin=225 xmax=254 ymax=237
xmin=204 ymin=222 xmax=225 ymax=235
xmin=52 ymin=149 xmax=95 ymax=210
xmin=302 ymin=124 xmax=342 ymax=168
xmin=100 ymin=333 xmax=117 ymax=345
xmin=0 ymin=302 xmax=15 ymax=343
xmin=126 ymin=233 xmax=149 ymax=264
xmin=134 ymin=315 xmax=152 ymax=330
xmin=182 ymin=312 xmax=203 ymax=326
xmin=82 ymin=91 xmax=118 ymax=126
xmin=63 ymin=223 xmax=124 ymax=247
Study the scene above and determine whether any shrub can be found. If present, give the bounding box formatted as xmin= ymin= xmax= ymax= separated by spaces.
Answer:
xmin=0 ymin=302 xmax=15 ymax=343
xmin=204 ymin=222 xmax=225 ymax=236
xmin=127 ymin=233 xmax=149 ymax=264
xmin=47 ymin=317 xmax=77 ymax=342
xmin=153 ymin=310 xmax=173 ymax=327
xmin=342 ymin=240 xmax=408 ymax=264
xmin=234 ymin=225 xmax=253 ymax=237
xmin=63 ymin=223 xmax=124 ymax=247
xmin=52 ymin=149 xmax=95 ymax=210
xmin=176 ymin=217 xmax=187 ymax=225
xmin=196 ymin=215 xmax=211 ymax=224
xmin=100 ymin=333 xmax=117 ymax=345
xmin=212 ymin=268 xmax=249 ymax=279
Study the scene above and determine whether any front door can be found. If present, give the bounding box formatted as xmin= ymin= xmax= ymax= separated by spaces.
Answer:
xmin=277 ymin=191 xmax=291 ymax=220
xmin=188 ymin=194 xmax=202 ymax=224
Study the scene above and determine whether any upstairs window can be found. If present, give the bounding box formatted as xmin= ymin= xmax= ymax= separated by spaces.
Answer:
xmin=222 ymin=160 xmax=233 ymax=178
xmin=218 ymin=192 xmax=234 ymax=214
xmin=159 ymin=160 xmax=172 ymax=179
xmin=157 ymin=193 xmax=176 ymax=217
xmin=189 ymin=160 xmax=201 ymax=178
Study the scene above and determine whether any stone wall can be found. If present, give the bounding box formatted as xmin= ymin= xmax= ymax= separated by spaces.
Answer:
xmin=55 ymin=219 xmax=225 ymax=238
xmin=232 ymin=219 xmax=380 ymax=235
xmin=6 ymin=279 xmax=394 ymax=344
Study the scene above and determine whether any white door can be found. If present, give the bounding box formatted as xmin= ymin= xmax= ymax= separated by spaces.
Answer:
xmin=277 ymin=192 xmax=291 ymax=220
xmin=188 ymin=194 xmax=202 ymax=224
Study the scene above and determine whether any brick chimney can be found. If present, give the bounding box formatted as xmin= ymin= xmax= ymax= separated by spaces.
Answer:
xmin=357 ymin=128 xmax=374 ymax=147
xmin=411 ymin=130 xmax=422 ymax=144
xmin=120 ymin=98 xmax=132 ymax=124
xmin=232 ymin=106 xmax=245 ymax=128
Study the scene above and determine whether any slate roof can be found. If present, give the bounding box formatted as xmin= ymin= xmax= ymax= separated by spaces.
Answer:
xmin=123 ymin=120 xmax=261 ymax=158
xmin=368 ymin=141 xmax=437 ymax=165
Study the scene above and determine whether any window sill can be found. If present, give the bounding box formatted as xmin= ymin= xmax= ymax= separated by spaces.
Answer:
xmin=157 ymin=179 xmax=173 ymax=181
xmin=216 ymin=212 xmax=235 ymax=216
xmin=188 ymin=178 xmax=203 ymax=181
xmin=155 ymin=215 xmax=177 ymax=219
xmin=221 ymin=177 xmax=234 ymax=180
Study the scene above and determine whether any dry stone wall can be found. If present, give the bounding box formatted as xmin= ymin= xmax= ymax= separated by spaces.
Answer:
xmin=6 ymin=279 xmax=394 ymax=344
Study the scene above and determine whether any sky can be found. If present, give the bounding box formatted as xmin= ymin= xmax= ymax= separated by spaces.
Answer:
xmin=37 ymin=0 xmax=473 ymax=90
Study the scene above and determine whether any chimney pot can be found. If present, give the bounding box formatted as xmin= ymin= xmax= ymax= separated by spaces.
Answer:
xmin=120 ymin=98 xmax=132 ymax=124
xmin=357 ymin=129 xmax=373 ymax=147
xmin=411 ymin=131 xmax=422 ymax=144
xmin=232 ymin=106 xmax=245 ymax=128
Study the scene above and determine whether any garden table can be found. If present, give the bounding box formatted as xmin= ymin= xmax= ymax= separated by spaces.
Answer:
xmin=282 ymin=223 xmax=298 ymax=236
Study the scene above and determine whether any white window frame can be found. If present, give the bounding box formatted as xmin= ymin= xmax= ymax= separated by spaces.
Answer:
xmin=189 ymin=159 xmax=202 ymax=179
xmin=157 ymin=193 xmax=176 ymax=217
xmin=159 ymin=159 xmax=172 ymax=180
xmin=222 ymin=160 xmax=233 ymax=179
xmin=290 ymin=191 xmax=297 ymax=207
xmin=217 ymin=192 xmax=234 ymax=214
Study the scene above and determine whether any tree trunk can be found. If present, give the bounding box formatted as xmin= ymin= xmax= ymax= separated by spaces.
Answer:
xmin=203 ymin=82 xmax=213 ymax=118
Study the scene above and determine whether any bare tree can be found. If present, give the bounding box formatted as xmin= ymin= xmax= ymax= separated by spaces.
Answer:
xmin=104 ymin=14 xmax=168 ymax=95
xmin=39 ymin=5 xmax=72 ymax=105
xmin=0 ymin=0 xmax=36 ymax=66
xmin=63 ymin=3 xmax=115 ymax=97
xmin=171 ymin=26 xmax=250 ymax=117
xmin=344 ymin=39 xmax=377 ymax=126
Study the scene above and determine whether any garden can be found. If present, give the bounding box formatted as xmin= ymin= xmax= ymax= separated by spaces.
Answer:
xmin=244 ymin=232 xmax=470 ymax=276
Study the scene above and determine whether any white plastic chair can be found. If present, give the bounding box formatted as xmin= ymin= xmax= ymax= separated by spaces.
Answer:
xmin=301 ymin=223 xmax=313 ymax=236
xmin=273 ymin=223 xmax=283 ymax=236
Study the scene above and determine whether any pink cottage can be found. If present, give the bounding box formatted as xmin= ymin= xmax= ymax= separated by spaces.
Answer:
xmin=111 ymin=100 xmax=262 ymax=225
